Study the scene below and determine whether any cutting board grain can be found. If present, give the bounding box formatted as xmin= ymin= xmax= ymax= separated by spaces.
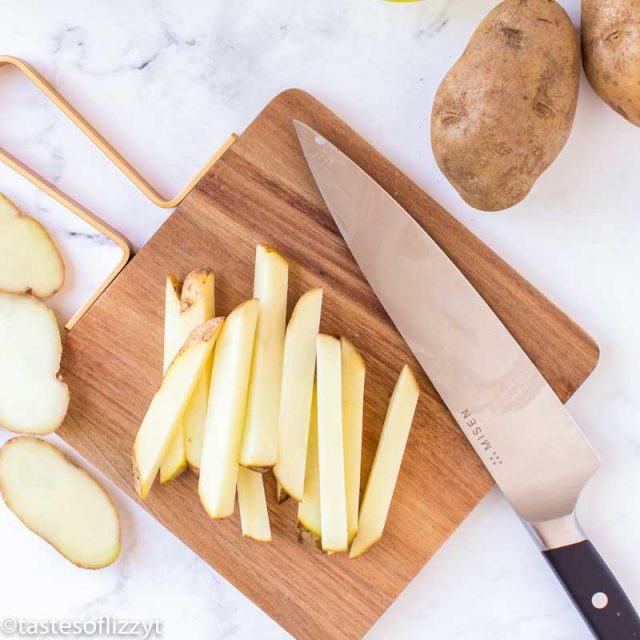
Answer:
xmin=59 ymin=90 xmax=599 ymax=640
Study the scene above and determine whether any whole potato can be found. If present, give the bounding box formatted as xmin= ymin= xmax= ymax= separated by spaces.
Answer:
xmin=582 ymin=0 xmax=640 ymax=126
xmin=431 ymin=0 xmax=580 ymax=211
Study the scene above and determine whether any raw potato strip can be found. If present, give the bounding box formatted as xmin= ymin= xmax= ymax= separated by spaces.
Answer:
xmin=237 ymin=466 xmax=271 ymax=542
xmin=160 ymin=270 xmax=216 ymax=477
xmin=0 ymin=437 xmax=120 ymax=569
xmin=0 ymin=292 xmax=69 ymax=435
xmin=297 ymin=384 xmax=320 ymax=539
xmin=180 ymin=270 xmax=215 ymax=470
xmin=163 ymin=275 xmax=183 ymax=370
xmin=0 ymin=193 xmax=65 ymax=298
xmin=349 ymin=365 xmax=419 ymax=559
xmin=159 ymin=276 xmax=187 ymax=482
xmin=199 ymin=300 xmax=259 ymax=519
xmin=341 ymin=338 xmax=365 ymax=544
xmin=316 ymin=334 xmax=348 ymax=553
xmin=240 ymin=245 xmax=288 ymax=469
xmin=273 ymin=288 xmax=323 ymax=500
xmin=133 ymin=318 xmax=223 ymax=499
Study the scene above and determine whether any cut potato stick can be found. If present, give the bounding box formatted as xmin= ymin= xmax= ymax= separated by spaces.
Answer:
xmin=349 ymin=365 xmax=419 ymax=559
xmin=297 ymin=384 xmax=321 ymax=539
xmin=160 ymin=276 xmax=187 ymax=483
xmin=0 ymin=437 xmax=120 ymax=569
xmin=316 ymin=334 xmax=348 ymax=553
xmin=240 ymin=246 xmax=289 ymax=469
xmin=273 ymin=288 xmax=323 ymax=501
xmin=0 ymin=193 xmax=65 ymax=298
xmin=159 ymin=434 xmax=186 ymax=483
xmin=133 ymin=318 xmax=223 ymax=499
xmin=160 ymin=270 xmax=216 ymax=478
xmin=0 ymin=292 xmax=69 ymax=435
xmin=237 ymin=466 xmax=271 ymax=542
xmin=180 ymin=270 xmax=215 ymax=470
xmin=163 ymin=275 xmax=183 ymax=371
xmin=199 ymin=300 xmax=259 ymax=519
xmin=341 ymin=338 xmax=365 ymax=544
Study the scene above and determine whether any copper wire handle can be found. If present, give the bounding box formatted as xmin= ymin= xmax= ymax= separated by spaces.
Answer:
xmin=0 ymin=55 xmax=236 ymax=330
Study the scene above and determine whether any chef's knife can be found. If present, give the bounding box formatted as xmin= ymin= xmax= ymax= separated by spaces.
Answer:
xmin=294 ymin=119 xmax=640 ymax=640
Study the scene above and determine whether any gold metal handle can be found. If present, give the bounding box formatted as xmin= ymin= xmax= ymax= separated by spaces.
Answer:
xmin=0 ymin=55 xmax=236 ymax=330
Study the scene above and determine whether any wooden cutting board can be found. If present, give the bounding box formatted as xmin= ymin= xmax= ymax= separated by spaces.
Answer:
xmin=59 ymin=90 xmax=599 ymax=640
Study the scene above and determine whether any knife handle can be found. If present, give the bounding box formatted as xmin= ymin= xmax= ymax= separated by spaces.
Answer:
xmin=543 ymin=540 xmax=640 ymax=639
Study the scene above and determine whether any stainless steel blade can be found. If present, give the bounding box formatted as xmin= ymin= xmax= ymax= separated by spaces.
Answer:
xmin=294 ymin=119 xmax=599 ymax=545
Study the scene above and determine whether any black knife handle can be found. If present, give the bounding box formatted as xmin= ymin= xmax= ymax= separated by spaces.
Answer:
xmin=543 ymin=540 xmax=640 ymax=639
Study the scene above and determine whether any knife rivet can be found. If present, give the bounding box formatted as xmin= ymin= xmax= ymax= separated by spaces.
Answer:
xmin=592 ymin=592 xmax=608 ymax=610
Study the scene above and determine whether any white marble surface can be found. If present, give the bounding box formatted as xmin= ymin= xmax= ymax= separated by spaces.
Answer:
xmin=0 ymin=1 xmax=639 ymax=638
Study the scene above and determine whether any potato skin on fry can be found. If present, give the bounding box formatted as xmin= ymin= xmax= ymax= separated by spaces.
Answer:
xmin=430 ymin=0 xmax=579 ymax=211
xmin=582 ymin=0 xmax=640 ymax=126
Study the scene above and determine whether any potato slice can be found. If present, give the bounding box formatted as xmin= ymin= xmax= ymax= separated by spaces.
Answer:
xmin=0 ymin=292 xmax=69 ymax=435
xmin=180 ymin=270 xmax=215 ymax=470
xmin=240 ymin=245 xmax=288 ymax=470
xmin=349 ymin=365 xmax=419 ymax=559
xmin=237 ymin=466 xmax=271 ymax=542
xmin=0 ymin=194 xmax=65 ymax=298
xmin=159 ymin=276 xmax=187 ymax=483
xmin=133 ymin=318 xmax=223 ymax=499
xmin=341 ymin=338 xmax=365 ymax=544
xmin=163 ymin=275 xmax=183 ymax=370
xmin=297 ymin=384 xmax=320 ymax=539
xmin=316 ymin=334 xmax=348 ymax=553
xmin=273 ymin=288 xmax=323 ymax=501
xmin=160 ymin=270 xmax=216 ymax=479
xmin=199 ymin=300 xmax=259 ymax=519
xmin=0 ymin=437 xmax=120 ymax=569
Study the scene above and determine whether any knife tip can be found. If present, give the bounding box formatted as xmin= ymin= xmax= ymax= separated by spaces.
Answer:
xmin=292 ymin=118 xmax=307 ymax=137
xmin=292 ymin=119 xmax=327 ymax=152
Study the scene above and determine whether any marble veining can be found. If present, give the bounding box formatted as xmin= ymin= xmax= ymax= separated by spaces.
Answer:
xmin=0 ymin=1 xmax=639 ymax=638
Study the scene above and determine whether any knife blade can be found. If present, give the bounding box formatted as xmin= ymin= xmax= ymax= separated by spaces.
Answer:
xmin=294 ymin=119 xmax=640 ymax=640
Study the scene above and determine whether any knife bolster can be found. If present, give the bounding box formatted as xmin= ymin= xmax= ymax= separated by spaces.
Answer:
xmin=530 ymin=512 xmax=585 ymax=550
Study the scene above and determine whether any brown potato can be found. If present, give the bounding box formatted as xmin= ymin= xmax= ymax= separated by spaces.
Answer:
xmin=431 ymin=0 xmax=580 ymax=211
xmin=582 ymin=0 xmax=640 ymax=126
